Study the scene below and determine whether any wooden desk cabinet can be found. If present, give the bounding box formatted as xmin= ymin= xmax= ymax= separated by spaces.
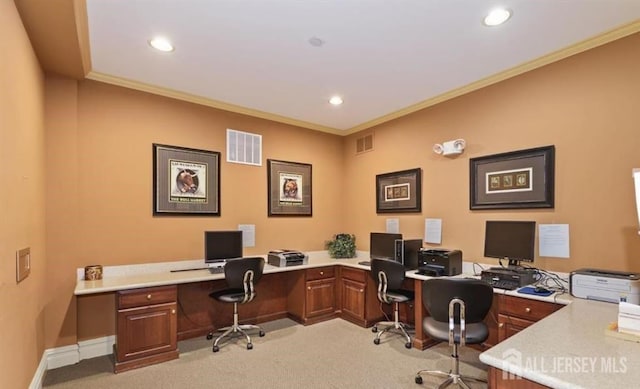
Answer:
xmin=497 ymin=294 xmax=562 ymax=342
xmin=115 ymin=285 xmax=179 ymax=373
xmin=339 ymin=267 xmax=386 ymax=327
xmin=287 ymin=267 xmax=337 ymax=324
xmin=305 ymin=267 xmax=336 ymax=319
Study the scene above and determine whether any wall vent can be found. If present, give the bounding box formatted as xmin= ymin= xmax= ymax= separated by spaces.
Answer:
xmin=227 ymin=129 xmax=262 ymax=166
xmin=356 ymin=133 xmax=374 ymax=154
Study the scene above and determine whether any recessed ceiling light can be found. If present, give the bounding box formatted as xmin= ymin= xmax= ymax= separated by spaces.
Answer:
xmin=308 ymin=37 xmax=325 ymax=47
xmin=483 ymin=8 xmax=512 ymax=26
xmin=329 ymin=96 xmax=343 ymax=106
xmin=148 ymin=37 xmax=174 ymax=52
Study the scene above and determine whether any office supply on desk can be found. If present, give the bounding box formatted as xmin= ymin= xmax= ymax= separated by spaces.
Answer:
xmin=358 ymin=261 xmax=371 ymax=266
xmin=206 ymin=257 xmax=265 ymax=352
xmin=204 ymin=230 xmax=243 ymax=268
xmin=371 ymin=258 xmax=414 ymax=349
xmin=484 ymin=220 xmax=536 ymax=269
xmin=267 ymin=250 xmax=308 ymax=267
xmin=518 ymin=286 xmax=553 ymax=297
xmin=570 ymin=268 xmax=640 ymax=304
xmin=209 ymin=267 xmax=225 ymax=274
xmin=481 ymin=267 xmax=536 ymax=290
xmin=370 ymin=232 xmax=402 ymax=261
xmin=416 ymin=278 xmax=493 ymax=386
xmin=395 ymin=238 xmax=422 ymax=269
xmin=170 ymin=267 xmax=209 ymax=273
xmin=417 ymin=249 xmax=462 ymax=276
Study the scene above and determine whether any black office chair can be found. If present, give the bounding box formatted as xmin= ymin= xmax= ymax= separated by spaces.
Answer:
xmin=415 ymin=278 xmax=493 ymax=388
xmin=206 ymin=257 xmax=265 ymax=352
xmin=371 ymin=258 xmax=415 ymax=349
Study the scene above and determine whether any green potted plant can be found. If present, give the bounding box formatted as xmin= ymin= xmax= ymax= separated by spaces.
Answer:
xmin=325 ymin=233 xmax=356 ymax=259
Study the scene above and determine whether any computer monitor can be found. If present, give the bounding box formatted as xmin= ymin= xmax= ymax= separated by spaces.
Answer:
xmin=204 ymin=231 xmax=243 ymax=267
xmin=370 ymin=232 xmax=403 ymax=261
xmin=484 ymin=220 xmax=536 ymax=268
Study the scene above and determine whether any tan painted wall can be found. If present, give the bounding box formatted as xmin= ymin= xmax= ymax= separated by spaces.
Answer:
xmin=45 ymin=80 xmax=346 ymax=342
xmin=0 ymin=2 xmax=46 ymax=388
xmin=7 ymin=4 xmax=640 ymax=383
xmin=344 ymin=32 xmax=640 ymax=274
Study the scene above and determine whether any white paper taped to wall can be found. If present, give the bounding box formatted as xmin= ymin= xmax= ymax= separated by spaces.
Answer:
xmin=634 ymin=169 xmax=640 ymax=235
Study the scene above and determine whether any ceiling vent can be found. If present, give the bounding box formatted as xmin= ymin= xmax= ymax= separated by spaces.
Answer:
xmin=356 ymin=133 xmax=374 ymax=154
xmin=227 ymin=129 xmax=262 ymax=166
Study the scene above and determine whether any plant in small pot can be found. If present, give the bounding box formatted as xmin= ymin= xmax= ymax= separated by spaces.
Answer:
xmin=325 ymin=233 xmax=357 ymax=259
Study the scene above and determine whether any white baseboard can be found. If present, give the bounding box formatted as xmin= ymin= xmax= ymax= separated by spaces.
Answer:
xmin=29 ymin=336 xmax=115 ymax=388
xmin=28 ymin=352 xmax=48 ymax=389
xmin=78 ymin=335 xmax=115 ymax=360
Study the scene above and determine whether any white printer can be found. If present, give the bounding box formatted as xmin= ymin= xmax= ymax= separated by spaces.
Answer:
xmin=570 ymin=268 xmax=640 ymax=304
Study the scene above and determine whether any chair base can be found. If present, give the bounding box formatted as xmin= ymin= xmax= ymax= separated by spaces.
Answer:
xmin=414 ymin=370 xmax=486 ymax=388
xmin=206 ymin=303 xmax=265 ymax=352
xmin=372 ymin=302 xmax=413 ymax=348
xmin=415 ymin=343 xmax=486 ymax=388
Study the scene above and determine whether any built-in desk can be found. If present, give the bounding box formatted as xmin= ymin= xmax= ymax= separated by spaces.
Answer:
xmin=75 ymin=254 xmax=640 ymax=387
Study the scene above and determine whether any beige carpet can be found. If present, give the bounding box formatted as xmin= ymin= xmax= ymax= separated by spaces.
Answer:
xmin=43 ymin=318 xmax=488 ymax=389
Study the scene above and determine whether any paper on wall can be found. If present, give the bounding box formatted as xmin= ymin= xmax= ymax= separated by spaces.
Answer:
xmin=424 ymin=218 xmax=442 ymax=244
xmin=539 ymin=224 xmax=570 ymax=258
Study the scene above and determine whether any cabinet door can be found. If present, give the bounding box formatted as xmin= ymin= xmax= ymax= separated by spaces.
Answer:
xmin=117 ymin=302 xmax=177 ymax=362
xmin=497 ymin=313 xmax=534 ymax=342
xmin=305 ymin=278 xmax=336 ymax=318
xmin=341 ymin=279 xmax=366 ymax=320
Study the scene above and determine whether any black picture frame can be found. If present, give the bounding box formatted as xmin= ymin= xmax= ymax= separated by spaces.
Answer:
xmin=469 ymin=145 xmax=555 ymax=210
xmin=153 ymin=143 xmax=221 ymax=216
xmin=376 ymin=168 xmax=422 ymax=213
xmin=267 ymin=159 xmax=312 ymax=216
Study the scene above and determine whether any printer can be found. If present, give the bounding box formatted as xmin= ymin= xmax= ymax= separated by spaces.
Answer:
xmin=417 ymin=249 xmax=462 ymax=276
xmin=570 ymin=268 xmax=640 ymax=304
xmin=267 ymin=250 xmax=308 ymax=267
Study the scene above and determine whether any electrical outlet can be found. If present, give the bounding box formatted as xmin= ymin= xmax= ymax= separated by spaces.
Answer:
xmin=16 ymin=247 xmax=30 ymax=283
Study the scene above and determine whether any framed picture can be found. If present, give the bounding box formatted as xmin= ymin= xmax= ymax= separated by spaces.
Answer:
xmin=376 ymin=168 xmax=422 ymax=213
xmin=469 ymin=145 xmax=555 ymax=210
xmin=153 ymin=144 xmax=221 ymax=216
xmin=267 ymin=159 xmax=312 ymax=216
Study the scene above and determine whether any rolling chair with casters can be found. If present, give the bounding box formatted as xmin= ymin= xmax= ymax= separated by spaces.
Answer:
xmin=415 ymin=278 xmax=493 ymax=388
xmin=371 ymin=258 xmax=415 ymax=349
xmin=206 ymin=257 xmax=266 ymax=352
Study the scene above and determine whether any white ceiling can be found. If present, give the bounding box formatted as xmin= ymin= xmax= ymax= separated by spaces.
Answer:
xmin=85 ymin=0 xmax=640 ymax=134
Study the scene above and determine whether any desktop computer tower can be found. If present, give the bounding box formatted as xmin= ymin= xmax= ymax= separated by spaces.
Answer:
xmin=394 ymin=239 xmax=422 ymax=269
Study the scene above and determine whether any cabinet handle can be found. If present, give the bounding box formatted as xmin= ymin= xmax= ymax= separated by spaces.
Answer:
xmin=359 ymin=289 xmax=364 ymax=293
xmin=307 ymin=286 xmax=311 ymax=290
xmin=499 ymin=323 xmax=504 ymax=328
xmin=171 ymin=309 xmax=176 ymax=314
xmin=320 ymin=271 xmax=324 ymax=276
xmin=525 ymin=307 xmax=531 ymax=313
xmin=147 ymin=294 xmax=152 ymax=300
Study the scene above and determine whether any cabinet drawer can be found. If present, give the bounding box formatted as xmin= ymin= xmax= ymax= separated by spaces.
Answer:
xmin=341 ymin=267 xmax=366 ymax=283
xmin=118 ymin=285 xmax=177 ymax=309
xmin=499 ymin=295 xmax=561 ymax=322
xmin=306 ymin=267 xmax=335 ymax=281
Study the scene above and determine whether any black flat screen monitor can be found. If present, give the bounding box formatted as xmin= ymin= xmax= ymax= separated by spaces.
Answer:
xmin=370 ymin=232 xmax=403 ymax=261
xmin=204 ymin=231 xmax=243 ymax=267
xmin=484 ymin=221 xmax=536 ymax=268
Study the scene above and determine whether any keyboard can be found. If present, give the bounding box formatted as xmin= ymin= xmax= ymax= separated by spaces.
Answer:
xmin=488 ymin=280 xmax=518 ymax=290
xmin=209 ymin=267 xmax=225 ymax=274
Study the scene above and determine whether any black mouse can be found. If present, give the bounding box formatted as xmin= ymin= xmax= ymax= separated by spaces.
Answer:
xmin=534 ymin=286 xmax=550 ymax=293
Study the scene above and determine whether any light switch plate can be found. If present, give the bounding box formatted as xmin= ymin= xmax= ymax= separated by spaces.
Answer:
xmin=16 ymin=247 xmax=30 ymax=283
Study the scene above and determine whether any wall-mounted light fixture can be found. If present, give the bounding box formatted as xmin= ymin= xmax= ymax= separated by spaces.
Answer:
xmin=433 ymin=139 xmax=466 ymax=157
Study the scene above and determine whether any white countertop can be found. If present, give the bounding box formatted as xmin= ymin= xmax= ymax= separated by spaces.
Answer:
xmin=480 ymin=298 xmax=640 ymax=388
